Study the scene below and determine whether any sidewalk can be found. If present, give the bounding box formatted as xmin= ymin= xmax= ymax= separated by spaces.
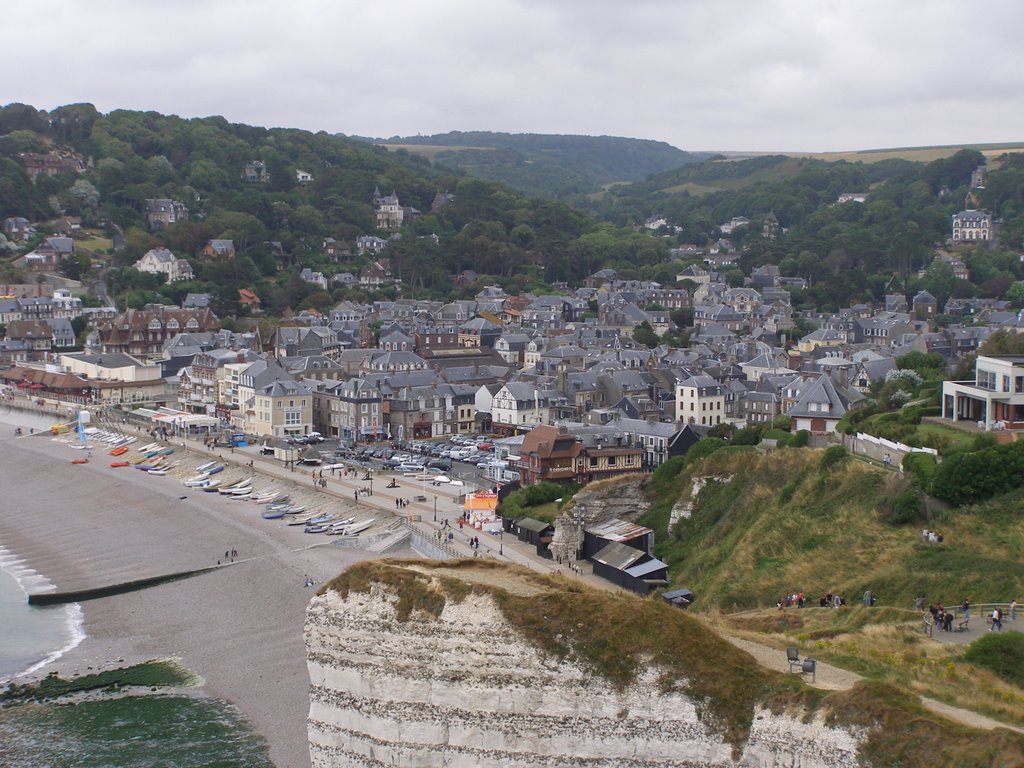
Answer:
xmin=134 ymin=425 xmax=612 ymax=589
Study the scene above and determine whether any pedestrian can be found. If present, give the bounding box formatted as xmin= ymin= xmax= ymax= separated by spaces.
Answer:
xmin=1011 ymin=600 xmax=1018 ymax=621
xmin=961 ymin=599 xmax=971 ymax=621
xmin=883 ymin=453 xmax=891 ymax=468
xmin=863 ymin=589 xmax=872 ymax=606
xmin=991 ymin=607 xmax=1003 ymax=631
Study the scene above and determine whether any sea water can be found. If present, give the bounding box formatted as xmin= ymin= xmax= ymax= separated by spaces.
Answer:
xmin=0 ymin=545 xmax=83 ymax=684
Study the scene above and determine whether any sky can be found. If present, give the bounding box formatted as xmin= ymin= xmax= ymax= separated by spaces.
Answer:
xmin=6 ymin=0 xmax=1022 ymax=152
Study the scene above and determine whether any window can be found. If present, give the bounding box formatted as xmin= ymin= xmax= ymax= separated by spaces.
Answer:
xmin=284 ymin=411 xmax=301 ymax=425
xmin=590 ymin=457 xmax=598 ymax=467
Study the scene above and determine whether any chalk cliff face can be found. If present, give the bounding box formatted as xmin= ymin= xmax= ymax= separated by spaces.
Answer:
xmin=306 ymin=562 xmax=862 ymax=767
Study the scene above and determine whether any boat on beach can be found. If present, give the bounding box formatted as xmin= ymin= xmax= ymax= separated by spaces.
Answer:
xmin=70 ymin=458 xmax=88 ymax=464
xmin=110 ymin=461 xmax=130 ymax=467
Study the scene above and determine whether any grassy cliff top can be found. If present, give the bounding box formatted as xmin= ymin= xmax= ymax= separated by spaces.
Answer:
xmin=320 ymin=558 xmax=1024 ymax=764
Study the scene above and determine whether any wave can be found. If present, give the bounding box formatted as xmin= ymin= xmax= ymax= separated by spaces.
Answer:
xmin=0 ymin=546 xmax=86 ymax=684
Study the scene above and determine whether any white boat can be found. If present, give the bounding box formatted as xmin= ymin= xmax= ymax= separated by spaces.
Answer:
xmin=219 ymin=479 xmax=252 ymax=494
xmin=195 ymin=461 xmax=218 ymax=473
xmin=183 ymin=474 xmax=211 ymax=487
xmin=200 ymin=479 xmax=224 ymax=491
xmin=231 ymin=492 xmax=253 ymax=500
xmin=147 ymin=469 xmax=168 ymax=476
xmin=346 ymin=518 xmax=376 ymax=535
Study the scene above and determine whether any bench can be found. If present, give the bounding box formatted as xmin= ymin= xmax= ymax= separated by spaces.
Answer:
xmin=415 ymin=495 xmax=427 ymax=502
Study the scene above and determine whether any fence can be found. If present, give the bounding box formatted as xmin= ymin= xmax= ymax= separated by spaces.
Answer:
xmin=403 ymin=519 xmax=461 ymax=560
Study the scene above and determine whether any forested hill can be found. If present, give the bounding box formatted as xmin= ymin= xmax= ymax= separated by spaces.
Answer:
xmin=365 ymin=131 xmax=707 ymax=200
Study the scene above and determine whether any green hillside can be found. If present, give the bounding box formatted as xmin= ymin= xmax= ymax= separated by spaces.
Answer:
xmin=373 ymin=130 xmax=707 ymax=199
xmin=641 ymin=446 xmax=1024 ymax=611
xmin=636 ymin=444 xmax=1024 ymax=735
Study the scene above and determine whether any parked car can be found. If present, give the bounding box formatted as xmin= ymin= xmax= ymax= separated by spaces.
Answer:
xmin=428 ymin=459 xmax=452 ymax=471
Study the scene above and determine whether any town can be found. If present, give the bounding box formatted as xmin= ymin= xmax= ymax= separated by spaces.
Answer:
xmin=1 ymin=147 xmax=1022 ymax=496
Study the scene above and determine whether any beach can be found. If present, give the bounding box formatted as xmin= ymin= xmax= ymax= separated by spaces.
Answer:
xmin=0 ymin=408 xmax=386 ymax=768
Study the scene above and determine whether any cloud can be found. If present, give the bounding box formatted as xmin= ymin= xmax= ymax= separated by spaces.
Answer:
xmin=5 ymin=0 xmax=1022 ymax=151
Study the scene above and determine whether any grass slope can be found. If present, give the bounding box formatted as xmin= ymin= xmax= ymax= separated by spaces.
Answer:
xmin=640 ymin=448 xmax=1024 ymax=611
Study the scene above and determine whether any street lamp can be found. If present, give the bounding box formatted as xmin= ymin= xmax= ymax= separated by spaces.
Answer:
xmin=433 ymin=494 xmax=438 ymax=522
xmin=499 ymin=529 xmax=503 ymax=556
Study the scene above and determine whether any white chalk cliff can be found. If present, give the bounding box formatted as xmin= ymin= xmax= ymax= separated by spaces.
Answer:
xmin=306 ymin=562 xmax=863 ymax=767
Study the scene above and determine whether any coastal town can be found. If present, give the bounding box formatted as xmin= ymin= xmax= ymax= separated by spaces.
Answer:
xmin=4 ymin=92 xmax=1024 ymax=767
xmin=0 ymin=159 xmax=1019 ymax=485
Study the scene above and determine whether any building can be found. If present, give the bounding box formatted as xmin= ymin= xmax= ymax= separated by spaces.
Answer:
xmin=373 ymin=188 xmax=404 ymax=231
xmin=144 ymin=199 xmax=189 ymax=229
xmin=786 ymin=374 xmax=848 ymax=434
xmin=675 ymin=374 xmax=724 ymax=427
xmin=942 ymin=355 xmax=1024 ymax=431
xmin=491 ymin=383 xmax=552 ymax=434
xmin=951 ymin=210 xmax=992 ymax=244
xmin=242 ymin=161 xmax=270 ymax=183
xmin=98 ymin=306 xmax=221 ymax=362
xmin=134 ymin=248 xmax=194 ymax=283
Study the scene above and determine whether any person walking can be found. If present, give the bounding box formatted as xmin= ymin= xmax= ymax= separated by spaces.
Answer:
xmin=1011 ymin=600 xmax=1018 ymax=621
xmin=991 ymin=607 xmax=1003 ymax=632
xmin=962 ymin=599 xmax=971 ymax=621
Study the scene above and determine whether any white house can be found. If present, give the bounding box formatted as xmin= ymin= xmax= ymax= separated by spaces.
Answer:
xmin=942 ymin=354 xmax=1024 ymax=431
xmin=675 ymin=374 xmax=724 ymax=427
xmin=134 ymin=248 xmax=194 ymax=283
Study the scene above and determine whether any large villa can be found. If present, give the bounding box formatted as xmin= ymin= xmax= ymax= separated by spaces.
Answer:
xmin=942 ymin=355 xmax=1024 ymax=431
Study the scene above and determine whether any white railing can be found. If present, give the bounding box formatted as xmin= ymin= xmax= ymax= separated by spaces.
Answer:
xmin=854 ymin=433 xmax=938 ymax=457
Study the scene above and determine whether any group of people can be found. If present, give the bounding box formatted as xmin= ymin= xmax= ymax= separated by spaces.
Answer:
xmin=818 ymin=592 xmax=846 ymax=608
xmin=921 ymin=598 xmax=1019 ymax=632
xmin=217 ymin=548 xmax=238 ymax=565
xmin=777 ymin=591 xmax=806 ymax=609
xmin=928 ymin=602 xmax=961 ymax=632
xmin=394 ymin=497 xmax=412 ymax=508
xmin=920 ymin=528 xmax=944 ymax=544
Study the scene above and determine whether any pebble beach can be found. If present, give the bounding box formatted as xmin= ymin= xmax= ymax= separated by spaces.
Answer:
xmin=0 ymin=407 xmax=384 ymax=768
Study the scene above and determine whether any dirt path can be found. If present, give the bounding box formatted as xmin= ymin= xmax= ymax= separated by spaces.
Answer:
xmin=724 ymin=634 xmax=1024 ymax=733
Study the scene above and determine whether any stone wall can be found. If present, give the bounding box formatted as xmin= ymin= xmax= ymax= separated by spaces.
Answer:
xmin=305 ymin=565 xmax=862 ymax=767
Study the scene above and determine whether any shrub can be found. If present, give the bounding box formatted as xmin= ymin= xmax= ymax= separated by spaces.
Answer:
xmin=819 ymin=445 xmax=848 ymax=472
xmin=964 ymin=632 xmax=1024 ymax=688
xmin=884 ymin=488 xmax=921 ymax=525
xmin=931 ymin=440 xmax=1024 ymax=506
xmin=789 ymin=430 xmax=810 ymax=448
xmin=683 ymin=437 xmax=728 ymax=467
xmin=902 ymin=452 xmax=937 ymax=489
xmin=731 ymin=424 xmax=763 ymax=445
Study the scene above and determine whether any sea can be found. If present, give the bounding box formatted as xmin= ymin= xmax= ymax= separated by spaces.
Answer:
xmin=0 ymin=548 xmax=272 ymax=767
xmin=0 ymin=544 xmax=83 ymax=685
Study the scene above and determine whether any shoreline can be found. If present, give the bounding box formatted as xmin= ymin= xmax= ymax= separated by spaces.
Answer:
xmin=0 ymin=406 xmax=389 ymax=768
xmin=0 ymin=543 xmax=85 ymax=683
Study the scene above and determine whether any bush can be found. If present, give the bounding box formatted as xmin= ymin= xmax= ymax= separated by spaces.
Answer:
xmin=884 ymin=488 xmax=921 ymax=525
xmin=731 ymin=424 xmax=763 ymax=445
xmin=964 ymin=632 xmax=1024 ymax=688
xmin=932 ymin=440 xmax=1024 ymax=506
xmin=902 ymin=452 xmax=937 ymax=489
xmin=789 ymin=430 xmax=810 ymax=448
xmin=683 ymin=437 xmax=728 ymax=467
xmin=819 ymin=445 xmax=848 ymax=472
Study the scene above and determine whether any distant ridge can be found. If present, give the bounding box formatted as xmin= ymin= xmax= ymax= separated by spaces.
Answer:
xmin=359 ymin=130 xmax=710 ymax=200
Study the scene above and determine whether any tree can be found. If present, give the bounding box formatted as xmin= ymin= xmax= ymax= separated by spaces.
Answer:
xmin=631 ymin=321 xmax=659 ymax=348
xmin=1006 ymin=281 xmax=1024 ymax=309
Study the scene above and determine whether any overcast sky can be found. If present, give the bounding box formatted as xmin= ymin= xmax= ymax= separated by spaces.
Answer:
xmin=7 ymin=0 xmax=1022 ymax=152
